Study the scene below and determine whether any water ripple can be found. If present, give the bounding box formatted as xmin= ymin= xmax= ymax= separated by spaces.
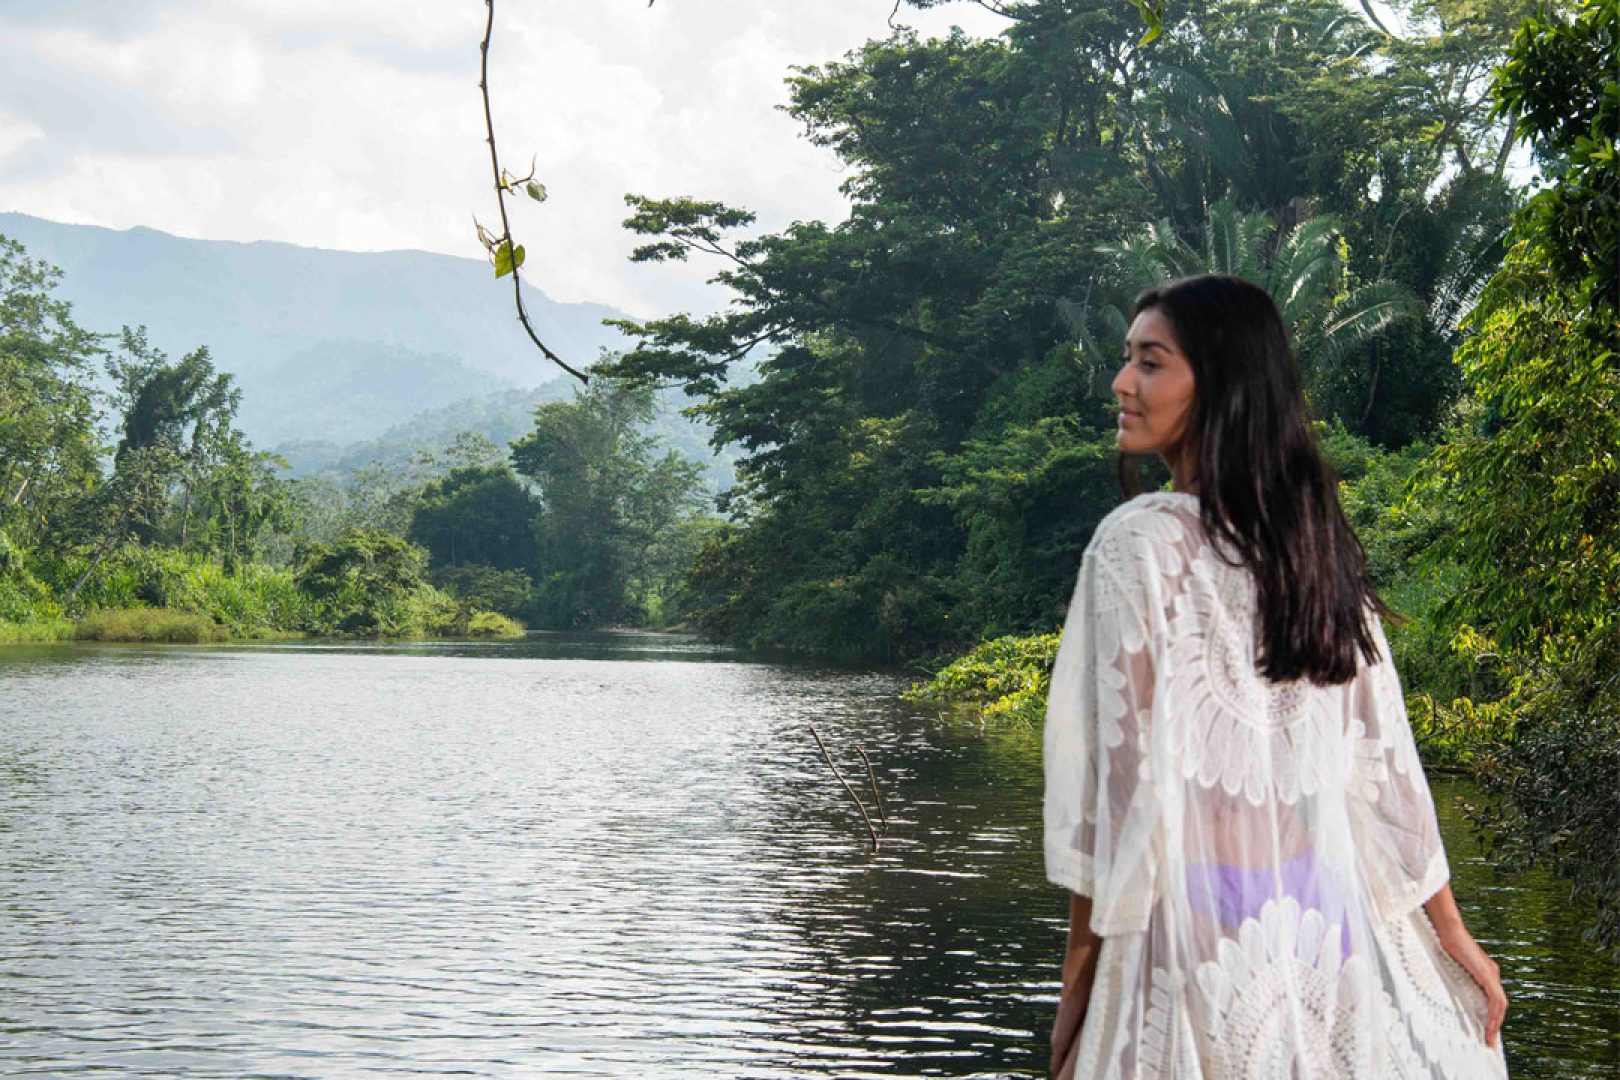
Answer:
xmin=0 ymin=636 xmax=1614 ymax=1077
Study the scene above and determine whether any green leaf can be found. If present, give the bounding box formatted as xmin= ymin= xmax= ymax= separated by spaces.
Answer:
xmin=1130 ymin=0 xmax=1164 ymax=45
xmin=511 ymin=244 xmax=526 ymax=272
xmin=494 ymin=241 xmax=515 ymax=278
xmin=526 ymin=181 xmax=548 ymax=203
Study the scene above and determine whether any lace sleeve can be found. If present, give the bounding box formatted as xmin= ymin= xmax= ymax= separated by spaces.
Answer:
xmin=1348 ymin=615 xmax=1450 ymax=922
xmin=1043 ymin=530 xmax=1162 ymax=936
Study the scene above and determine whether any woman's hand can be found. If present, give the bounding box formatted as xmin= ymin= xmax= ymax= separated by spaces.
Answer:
xmin=1423 ymin=883 xmax=1508 ymax=1047
xmin=1050 ymin=892 xmax=1102 ymax=1078
xmin=1437 ymin=921 xmax=1508 ymax=1047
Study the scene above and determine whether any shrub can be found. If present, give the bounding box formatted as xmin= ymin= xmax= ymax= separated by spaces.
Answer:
xmin=0 ymin=619 xmax=75 ymax=643
xmin=47 ymin=545 xmax=311 ymax=635
xmin=464 ymin=610 xmax=525 ymax=638
xmin=903 ymin=632 xmax=1062 ymax=728
xmin=1470 ymin=621 xmax=1620 ymax=955
xmin=75 ymin=607 xmax=227 ymax=643
xmin=432 ymin=563 xmax=532 ymax=617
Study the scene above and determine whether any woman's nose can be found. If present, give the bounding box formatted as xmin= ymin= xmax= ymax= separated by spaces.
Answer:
xmin=1111 ymin=361 xmax=1133 ymax=399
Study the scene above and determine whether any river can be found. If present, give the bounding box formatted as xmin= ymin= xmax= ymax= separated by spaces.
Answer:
xmin=0 ymin=633 xmax=1614 ymax=1077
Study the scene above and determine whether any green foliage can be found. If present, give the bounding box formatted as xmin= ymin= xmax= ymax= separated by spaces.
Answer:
xmin=1469 ymin=622 xmax=1620 ymax=954
xmin=0 ymin=234 xmax=103 ymax=554
xmin=1425 ymin=264 xmax=1618 ymax=648
xmin=431 ymin=562 xmax=533 ymax=618
xmin=0 ymin=618 xmax=75 ymax=643
xmin=511 ymin=378 xmax=714 ymax=629
xmin=596 ymin=0 xmax=1529 ymax=663
xmin=49 ymin=544 xmax=311 ymax=636
xmin=493 ymin=240 xmax=524 ymax=279
xmin=294 ymin=528 xmax=455 ymax=636
xmin=0 ymin=527 xmax=60 ymax=623
xmin=463 ymin=610 xmax=525 ymax=639
xmin=1088 ymin=200 xmax=1427 ymax=433
xmin=903 ymin=632 xmax=1062 ymax=728
xmin=408 ymin=465 xmax=539 ymax=571
xmin=74 ymin=606 xmax=227 ymax=644
xmin=1492 ymin=0 xmax=1619 ymax=313
xmin=1405 ymin=0 xmax=1620 ymax=949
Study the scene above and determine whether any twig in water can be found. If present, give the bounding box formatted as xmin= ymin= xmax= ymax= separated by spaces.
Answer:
xmin=809 ymin=724 xmax=881 ymax=852
xmin=854 ymin=744 xmax=888 ymax=834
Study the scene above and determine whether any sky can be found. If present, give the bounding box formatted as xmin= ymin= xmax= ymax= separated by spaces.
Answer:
xmin=0 ymin=1 xmax=1010 ymax=320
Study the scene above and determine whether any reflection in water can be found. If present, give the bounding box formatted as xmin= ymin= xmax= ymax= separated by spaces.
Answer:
xmin=0 ymin=634 xmax=1614 ymax=1077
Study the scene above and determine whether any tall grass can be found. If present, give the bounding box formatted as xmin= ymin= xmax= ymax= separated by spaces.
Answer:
xmin=0 ymin=619 xmax=76 ymax=643
xmin=75 ymin=607 xmax=227 ymax=643
xmin=54 ymin=546 xmax=312 ymax=635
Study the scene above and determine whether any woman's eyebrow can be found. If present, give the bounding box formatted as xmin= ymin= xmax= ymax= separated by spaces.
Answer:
xmin=1124 ymin=338 xmax=1173 ymax=354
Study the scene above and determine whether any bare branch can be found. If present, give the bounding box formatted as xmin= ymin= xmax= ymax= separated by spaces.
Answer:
xmin=854 ymin=744 xmax=888 ymax=833
xmin=809 ymin=724 xmax=881 ymax=852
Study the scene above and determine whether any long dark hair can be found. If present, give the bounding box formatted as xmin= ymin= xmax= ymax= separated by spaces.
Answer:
xmin=1118 ymin=274 xmax=1398 ymax=685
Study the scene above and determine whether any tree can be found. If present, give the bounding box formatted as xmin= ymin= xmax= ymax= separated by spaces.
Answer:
xmin=510 ymin=379 xmax=710 ymax=628
xmin=594 ymin=0 xmax=1531 ymax=660
xmin=1490 ymin=0 xmax=1618 ymax=314
xmin=295 ymin=528 xmax=450 ymax=636
xmin=0 ymin=235 xmax=103 ymax=559
xmin=408 ymin=464 xmax=539 ymax=572
xmin=102 ymin=330 xmax=259 ymax=551
xmin=1421 ymin=0 xmax=1620 ymax=950
xmin=1083 ymin=200 xmax=1424 ymax=429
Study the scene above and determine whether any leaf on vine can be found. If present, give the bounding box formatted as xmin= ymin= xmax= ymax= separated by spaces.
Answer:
xmin=526 ymin=181 xmax=548 ymax=203
xmin=1130 ymin=0 xmax=1164 ymax=45
xmin=494 ymin=240 xmax=516 ymax=278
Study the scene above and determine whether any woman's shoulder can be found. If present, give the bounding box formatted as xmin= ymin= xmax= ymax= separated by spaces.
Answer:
xmin=1085 ymin=491 xmax=1204 ymax=573
xmin=1088 ymin=491 xmax=1202 ymax=548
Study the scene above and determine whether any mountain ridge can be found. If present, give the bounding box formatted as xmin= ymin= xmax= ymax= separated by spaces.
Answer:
xmin=0 ymin=210 xmax=635 ymax=445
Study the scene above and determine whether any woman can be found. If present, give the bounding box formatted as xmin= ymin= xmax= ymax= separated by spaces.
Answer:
xmin=1043 ymin=274 xmax=1509 ymax=1079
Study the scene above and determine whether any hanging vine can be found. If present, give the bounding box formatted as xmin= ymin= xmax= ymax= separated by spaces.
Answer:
xmin=476 ymin=0 xmax=590 ymax=384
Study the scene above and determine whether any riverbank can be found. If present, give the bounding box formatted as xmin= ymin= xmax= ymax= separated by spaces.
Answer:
xmin=0 ymin=605 xmax=524 ymax=644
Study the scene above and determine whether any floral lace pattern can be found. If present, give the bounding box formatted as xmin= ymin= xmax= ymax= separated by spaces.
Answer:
xmin=1044 ymin=492 xmax=1509 ymax=1079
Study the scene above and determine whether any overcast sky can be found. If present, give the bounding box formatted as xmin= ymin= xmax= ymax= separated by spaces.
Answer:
xmin=0 ymin=1 xmax=1009 ymax=319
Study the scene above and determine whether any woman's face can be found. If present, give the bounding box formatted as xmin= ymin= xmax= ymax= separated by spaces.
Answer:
xmin=1112 ymin=306 xmax=1196 ymax=459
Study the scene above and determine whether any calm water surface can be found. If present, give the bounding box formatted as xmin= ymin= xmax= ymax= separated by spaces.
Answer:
xmin=0 ymin=633 xmax=1614 ymax=1077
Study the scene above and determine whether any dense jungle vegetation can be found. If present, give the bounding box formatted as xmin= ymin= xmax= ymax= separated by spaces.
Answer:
xmin=596 ymin=0 xmax=1619 ymax=947
xmin=0 ymin=255 xmax=720 ymax=642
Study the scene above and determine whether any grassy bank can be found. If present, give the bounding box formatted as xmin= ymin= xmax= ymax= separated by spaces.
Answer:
xmin=74 ymin=607 xmax=229 ymax=643
xmin=0 ymin=619 xmax=77 ymax=643
xmin=0 ymin=605 xmax=525 ymax=645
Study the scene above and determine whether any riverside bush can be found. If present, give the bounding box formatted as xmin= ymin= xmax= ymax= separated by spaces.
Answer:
xmin=75 ymin=607 xmax=227 ymax=643
xmin=48 ymin=546 xmax=312 ymax=635
xmin=0 ymin=619 xmax=75 ymax=642
xmin=464 ymin=610 xmax=525 ymax=638
xmin=903 ymin=632 xmax=1061 ymax=728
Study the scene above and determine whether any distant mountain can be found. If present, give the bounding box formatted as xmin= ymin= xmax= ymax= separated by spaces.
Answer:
xmin=237 ymin=341 xmax=516 ymax=446
xmin=275 ymin=383 xmax=740 ymax=498
xmin=0 ymin=212 xmax=748 ymax=497
xmin=0 ymin=212 xmax=632 ymax=444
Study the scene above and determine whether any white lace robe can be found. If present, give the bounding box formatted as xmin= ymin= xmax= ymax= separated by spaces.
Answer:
xmin=1044 ymin=491 xmax=1509 ymax=1080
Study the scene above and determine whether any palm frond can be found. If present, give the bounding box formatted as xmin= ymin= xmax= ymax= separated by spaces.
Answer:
xmin=1237 ymin=211 xmax=1274 ymax=282
xmin=1056 ymin=298 xmax=1128 ymax=400
xmin=1317 ymin=281 xmax=1424 ymax=366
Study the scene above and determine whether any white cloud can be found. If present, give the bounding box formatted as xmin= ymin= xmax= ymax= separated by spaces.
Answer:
xmin=0 ymin=1 xmax=1008 ymax=318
